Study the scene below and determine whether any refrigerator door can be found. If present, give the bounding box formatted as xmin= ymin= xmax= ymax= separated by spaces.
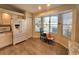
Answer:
xmin=11 ymin=19 xmax=27 ymax=45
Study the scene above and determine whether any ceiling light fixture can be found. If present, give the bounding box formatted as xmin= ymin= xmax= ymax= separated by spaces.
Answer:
xmin=47 ymin=4 xmax=51 ymax=7
xmin=38 ymin=6 xmax=42 ymax=10
xmin=3 ymin=13 xmax=8 ymax=16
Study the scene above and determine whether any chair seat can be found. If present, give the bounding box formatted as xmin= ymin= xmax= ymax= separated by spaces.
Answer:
xmin=46 ymin=33 xmax=54 ymax=41
xmin=40 ymin=31 xmax=55 ymax=45
xmin=48 ymin=37 xmax=54 ymax=40
xmin=48 ymin=40 xmax=55 ymax=45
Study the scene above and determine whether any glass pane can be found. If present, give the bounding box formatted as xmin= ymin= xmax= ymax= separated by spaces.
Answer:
xmin=62 ymin=12 xmax=72 ymax=38
xmin=35 ymin=17 xmax=41 ymax=25
xmin=35 ymin=17 xmax=41 ymax=32
xmin=43 ymin=16 xmax=49 ymax=24
xmin=50 ymin=25 xmax=58 ymax=33
xmin=63 ymin=25 xmax=72 ymax=38
xmin=43 ymin=24 xmax=49 ymax=33
xmin=51 ymin=16 xmax=58 ymax=24
xmin=50 ymin=16 xmax=58 ymax=33
xmin=35 ymin=24 xmax=41 ymax=32
xmin=43 ymin=16 xmax=50 ymax=33
xmin=62 ymin=12 xmax=72 ymax=24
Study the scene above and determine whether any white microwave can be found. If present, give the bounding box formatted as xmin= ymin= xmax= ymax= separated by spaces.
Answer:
xmin=0 ymin=26 xmax=11 ymax=32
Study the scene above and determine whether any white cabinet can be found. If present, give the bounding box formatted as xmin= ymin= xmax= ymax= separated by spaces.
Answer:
xmin=0 ymin=32 xmax=12 ymax=48
xmin=0 ymin=12 xmax=2 ymax=24
xmin=2 ymin=13 xmax=11 ymax=25
xmin=0 ymin=12 xmax=11 ymax=25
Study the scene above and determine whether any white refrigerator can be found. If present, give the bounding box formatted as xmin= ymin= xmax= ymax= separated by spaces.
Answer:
xmin=11 ymin=19 xmax=27 ymax=45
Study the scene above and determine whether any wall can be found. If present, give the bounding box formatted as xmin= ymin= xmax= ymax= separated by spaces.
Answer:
xmin=68 ymin=6 xmax=79 ymax=55
xmin=53 ymin=34 xmax=68 ymax=48
xmin=33 ymin=5 xmax=77 ymax=48
xmin=32 ymin=16 xmax=40 ymax=38
xmin=25 ymin=12 xmax=33 ymax=39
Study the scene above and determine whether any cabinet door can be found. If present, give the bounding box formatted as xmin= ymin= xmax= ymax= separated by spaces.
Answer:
xmin=2 ymin=13 xmax=11 ymax=25
xmin=0 ymin=12 xmax=2 ymax=25
xmin=0 ymin=32 xmax=12 ymax=48
xmin=18 ymin=15 xmax=23 ymax=19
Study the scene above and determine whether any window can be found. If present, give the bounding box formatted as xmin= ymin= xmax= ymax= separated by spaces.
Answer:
xmin=43 ymin=16 xmax=58 ymax=33
xmin=34 ymin=11 xmax=72 ymax=40
xmin=50 ymin=16 xmax=58 ymax=33
xmin=43 ymin=16 xmax=50 ymax=33
xmin=35 ymin=17 xmax=41 ymax=32
xmin=62 ymin=12 xmax=72 ymax=38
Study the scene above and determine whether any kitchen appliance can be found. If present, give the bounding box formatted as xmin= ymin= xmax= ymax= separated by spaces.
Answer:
xmin=11 ymin=19 xmax=27 ymax=45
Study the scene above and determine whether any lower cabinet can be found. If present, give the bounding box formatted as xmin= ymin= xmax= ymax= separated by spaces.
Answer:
xmin=13 ymin=33 xmax=27 ymax=45
xmin=0 ymin=32 xmax=12 ymax=48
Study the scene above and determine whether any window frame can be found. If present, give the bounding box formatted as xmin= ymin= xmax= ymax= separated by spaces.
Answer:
xmin=34 ymin=11 xmax=73 ymax=40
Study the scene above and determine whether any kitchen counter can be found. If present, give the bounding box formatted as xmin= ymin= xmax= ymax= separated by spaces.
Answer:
xmin=0 ymin=31 xmax=12 ymax=33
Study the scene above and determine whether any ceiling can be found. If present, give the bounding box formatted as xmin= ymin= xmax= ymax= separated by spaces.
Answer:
xmin=11 ymin=4 xmax=62 ymax=14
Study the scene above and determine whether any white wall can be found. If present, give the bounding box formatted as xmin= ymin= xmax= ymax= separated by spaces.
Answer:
xmin=25 ymin=12 xmax=33 ymax=39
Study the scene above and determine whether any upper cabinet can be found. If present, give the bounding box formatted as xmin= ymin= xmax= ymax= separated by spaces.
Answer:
xmin=0 ymin=8 xmax=24 ymax=25
xmin=0 ymin=12 xmax=3 ymax=25
xmin=18 ymin=15 xmax=24 ymax=19
xmin=0 ymin=12 xmax=11 ymax=25
xmin=2 ymin=13 xmax=11 ymax=25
